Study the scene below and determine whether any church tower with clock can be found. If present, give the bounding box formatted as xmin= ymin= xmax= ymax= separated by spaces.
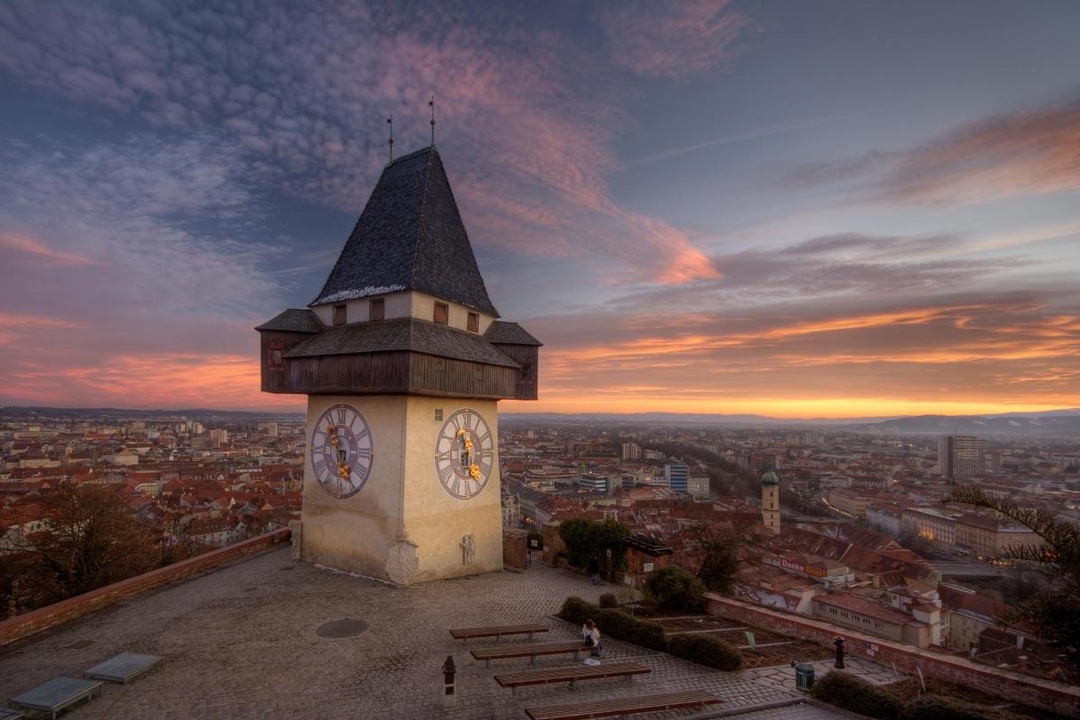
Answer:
xmin=256 ymin=146 xmax=540 ymax=585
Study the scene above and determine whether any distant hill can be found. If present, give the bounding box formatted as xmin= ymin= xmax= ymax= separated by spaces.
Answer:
xmin=842 ymin=412 xmax=1080 ymax=437
xmin=0 ymin=406 xmax=304 ymax=422
xmin=4 ymin=405 xmax=1078 ymax=437
xmin=503 ymin=409 xmax=1080 ymax=437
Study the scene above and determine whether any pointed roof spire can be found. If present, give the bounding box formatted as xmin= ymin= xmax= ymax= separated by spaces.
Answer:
xmin=311 ymin=147 xmax=499 ymax=317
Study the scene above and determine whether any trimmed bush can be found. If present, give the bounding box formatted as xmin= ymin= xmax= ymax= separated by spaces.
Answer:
xmin=810 ymin=671 xmax=903 ymax=720
xmin=598 ymin=608 xmax=667 ymax=652
xmin=558 ymin=596 xmax=599 ymax=626
xmin=667 ymin=632 xmax=743 ymax=671
xmin=598 ymin=593 xmax=619 ymax=609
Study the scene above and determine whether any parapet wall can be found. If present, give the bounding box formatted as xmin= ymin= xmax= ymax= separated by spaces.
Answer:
xmin=0 ymin=528 xmax=291 ymax=648
xmin=707 ymin=594 xmax=1080 ymax=717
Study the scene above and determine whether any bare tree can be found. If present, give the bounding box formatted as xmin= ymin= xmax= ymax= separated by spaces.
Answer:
xmin=3 ymin=483 xmax=160 ymax=612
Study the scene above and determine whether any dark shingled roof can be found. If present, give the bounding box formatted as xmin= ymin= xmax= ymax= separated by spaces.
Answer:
xmin=285 ymin=317 xmax=519 ymax=368
xmin=310 ymin=147 xmax=499 ymax=316
xmin=484 ymin=321 xmax=542 ymax=346
xmin=255 ymin=309 xmax=323 ymax=333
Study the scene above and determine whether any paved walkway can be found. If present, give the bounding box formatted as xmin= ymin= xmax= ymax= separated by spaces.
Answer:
xmin=0 ymin=548 xmax=899 ymax=719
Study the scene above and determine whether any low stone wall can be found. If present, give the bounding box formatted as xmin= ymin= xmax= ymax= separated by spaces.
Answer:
xmin=707 ymin=594 xmax=1080 ymax=717
xmin=0 ymin=528 xmax=291 ymax=648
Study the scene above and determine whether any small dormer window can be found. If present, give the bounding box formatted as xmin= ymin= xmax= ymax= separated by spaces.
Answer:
xmin=467 ymin=312 xmax=479 ymax=333
xmin=434 ymin=302 xmax=449 ymax=325
xmin=333 ymin=304 xmax=347 ymax=325
xmin=369 ymin=298 xmax=385 ymax=322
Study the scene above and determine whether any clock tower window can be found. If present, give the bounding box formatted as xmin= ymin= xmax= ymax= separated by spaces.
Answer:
xmin=333 ymin=304 xmax=347 ymax=325
xmin=467 ymin=312 xmax=479 ymax=333
xmin=434 ymin=302 xmax=449 ymax=325
xmin=369 ymin=298 xmax=385 ymax=322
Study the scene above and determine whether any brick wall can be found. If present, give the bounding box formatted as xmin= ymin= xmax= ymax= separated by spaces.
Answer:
xmin=0 ymin=528 xmax=291 ymax=648
xmin=502 ymin=528 xmax=528 ymax=570
xmin=707 ymin=594 xmax=1080 ymax=717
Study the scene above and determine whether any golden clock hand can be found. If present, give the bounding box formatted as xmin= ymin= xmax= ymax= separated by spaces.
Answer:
xmin=469 ymin=464 xmax=481 ymax=480
xmin=326 ymin=423 xmax=350 ymax=479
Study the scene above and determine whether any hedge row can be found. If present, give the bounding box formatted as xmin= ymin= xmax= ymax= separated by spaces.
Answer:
xmin=810 ymin=671 xmax=1007 ymax=720
xmin=557 ymin=596 xmax=743 ymax=671
xmin=666 ymin=632 xmax=743 ymax=671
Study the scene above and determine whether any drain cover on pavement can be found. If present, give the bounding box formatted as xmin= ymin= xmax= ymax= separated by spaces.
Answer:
xmin=316 ymin=618 xmax=369 ymax=638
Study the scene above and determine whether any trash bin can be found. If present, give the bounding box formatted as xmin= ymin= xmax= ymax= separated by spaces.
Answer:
xmin=794 ymin=663 xmax=815 ymax=692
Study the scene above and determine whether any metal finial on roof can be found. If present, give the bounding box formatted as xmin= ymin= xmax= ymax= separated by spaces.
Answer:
xmin=429 ymin=95 xmax=436 ymax=147
xmin=387 ymin=115 xmax=394 ymax=163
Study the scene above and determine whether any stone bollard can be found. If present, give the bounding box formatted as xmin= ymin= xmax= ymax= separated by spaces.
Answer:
xmin=442 ymin=655 xmax=457 ymax=708
xmin=289 ymin=520 xmax=302 ymax=561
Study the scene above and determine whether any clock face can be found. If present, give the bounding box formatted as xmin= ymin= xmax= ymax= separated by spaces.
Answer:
xmin=434 ymin=408 xmax=494 ymax=500
xmin=310 ymin=403 xmax=374 ymax=499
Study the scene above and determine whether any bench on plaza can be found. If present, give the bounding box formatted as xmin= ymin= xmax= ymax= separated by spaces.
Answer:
xmin=471 ymin=640 xmax=591 ymax=667
xmin=494 ymin=661 xmax=651 ymax=694
xmin=84 ymin=652 xmax=163 ymax=684
xmin=8 ymin=676 xmax=103 ymax=720
xmin=450 ymin=623 xmax=549 ymax=644
xmin=523 ymin=689 xmax=721 ymax=720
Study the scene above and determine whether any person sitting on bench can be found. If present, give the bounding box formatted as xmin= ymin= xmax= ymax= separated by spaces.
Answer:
xmin=582 ymin=619 xmax=602 ymax=657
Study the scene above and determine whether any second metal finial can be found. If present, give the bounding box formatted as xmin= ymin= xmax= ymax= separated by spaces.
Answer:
xmin=429 ymin=95 xmax=436 ymax=147
xmin=387 ymin=115 xmax=394 ymax=163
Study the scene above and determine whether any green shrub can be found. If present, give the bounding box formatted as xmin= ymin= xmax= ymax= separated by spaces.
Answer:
xmin=903 ymin=695 xmax=1003 ymax=720
xmin=643 ymin=565 xmax=707 ymax=613
xmin=598 ymin=593 xmax=619 ymax=609
xmin=558 ymin=596 xmax=599 ymax=626
xmin=810 ymin=671 xmax=902 ymax=720
xmin=597 ymin=608 xmax=667 ymax=652
xmin=666 ymin=632 xmax=743 ymax=671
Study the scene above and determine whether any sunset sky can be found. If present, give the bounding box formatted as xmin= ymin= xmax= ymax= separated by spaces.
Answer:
xmin=1 ymin=1 xmax=1079 ymax=418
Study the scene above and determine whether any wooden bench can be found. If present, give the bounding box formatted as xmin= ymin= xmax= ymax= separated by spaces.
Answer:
xmin=450 ymin=623 xmax=549 ymax=644
xmin=523 ymin=689 xmax=721 ymax=720
xmin=471 ymin=640 xmax=591 ymax=667
xmin=495 ymin=661 xmax=651 ymax=695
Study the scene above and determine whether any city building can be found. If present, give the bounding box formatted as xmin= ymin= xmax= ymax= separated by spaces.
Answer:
xmin=664 ymin=462 xmax=689 ymax=494
xmin=938 ymin=435 xmax=986 ymax=482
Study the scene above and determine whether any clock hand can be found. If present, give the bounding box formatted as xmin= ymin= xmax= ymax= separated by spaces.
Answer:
xmin=469 ymin=463 xmax=481 ymax=480
xmin=326 ymin=422 xmax=350 ymax=479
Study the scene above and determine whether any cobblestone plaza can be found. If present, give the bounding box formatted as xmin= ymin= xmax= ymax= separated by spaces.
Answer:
xmin=0 ymin=547 xmax=890 ymax=719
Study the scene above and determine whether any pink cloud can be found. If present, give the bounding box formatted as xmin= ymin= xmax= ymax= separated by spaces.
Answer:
xmin=0 ymin=232 xmax=98 ymax=265
xmin=599 ymin=0 xmax=751 ymax=80
xmin=885 ymin=99 xmax=1080 ymax=204
xmin=789 ymin=99 xmax=1080 ymax=206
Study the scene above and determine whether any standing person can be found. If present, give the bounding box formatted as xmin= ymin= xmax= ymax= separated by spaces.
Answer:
xmin=588 ymin=557 xmax=601 ymax=584
xmin=582 ymin=619 xmax=602 ymax=657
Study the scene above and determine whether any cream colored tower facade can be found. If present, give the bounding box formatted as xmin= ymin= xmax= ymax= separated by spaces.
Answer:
xmin=300 ymin=395 xmax=503 ymax=583
xmin=257 ymin=147 xmax=540 ymax=585
xmin=761 ymin=470 xmax=781 ymax=534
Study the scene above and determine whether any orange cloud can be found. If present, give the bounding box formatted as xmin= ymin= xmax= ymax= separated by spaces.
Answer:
xmin=5 ymin=353 xmax=304 ymax=412
xmin=0 ymin=312 xmax=79 ymax=345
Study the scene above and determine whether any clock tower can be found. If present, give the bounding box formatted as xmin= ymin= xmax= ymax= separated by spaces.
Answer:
xmin=256 ymin=147 xmax=540 ymax=585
